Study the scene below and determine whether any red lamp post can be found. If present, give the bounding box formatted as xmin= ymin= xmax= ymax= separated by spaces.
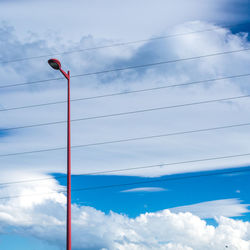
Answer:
xmin=48 ymin=58 xmax=71 ymax=250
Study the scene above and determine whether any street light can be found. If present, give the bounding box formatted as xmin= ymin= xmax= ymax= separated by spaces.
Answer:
xmin=48 ymin=58 xmax=71 ymax=250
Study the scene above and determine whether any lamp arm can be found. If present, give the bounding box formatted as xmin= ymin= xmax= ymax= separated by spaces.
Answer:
xmin=60 ymin=68 xmax=70 ymax=79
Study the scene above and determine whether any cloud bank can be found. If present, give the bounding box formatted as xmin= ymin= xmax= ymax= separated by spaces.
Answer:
xmin=0 ymin=177 xmax=249 ymax=250
xmin=1 ymin=21 xmax=250 ymax=180
xmin=0 ymin=0 xmax=248 ymax=42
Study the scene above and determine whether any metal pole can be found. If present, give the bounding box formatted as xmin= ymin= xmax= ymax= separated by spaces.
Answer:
xmin=67 ymin=70 xmax=71 ymax=250
xmin=48 ymin=59 xmax=72 ymax=250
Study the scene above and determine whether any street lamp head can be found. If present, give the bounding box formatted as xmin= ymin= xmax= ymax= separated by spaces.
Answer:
xmin=48 ymin=58 xmax=61 ymax=70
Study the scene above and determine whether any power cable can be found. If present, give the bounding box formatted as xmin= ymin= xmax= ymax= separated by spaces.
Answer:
xmin=1 ymin=94 xmax=250 ymax=132
xmin=0 ymin=76 xmax=63 ymax=89
xmin=0 ymin=163 xmax=250 ymax=200
xmin=0 ymin=23 xmax=245 ymax=64
xmin=0 ymin=152 xmax=249 ymax=187
xmin=1 ymin=73 xmax=250 ymax=112
xmin=0 ymin=122 xmax=250 ymax=158
xmin=1 ymin=48 xmax=249 ymax=90
xmin=72 ymin=166 xmax=250 ymax=192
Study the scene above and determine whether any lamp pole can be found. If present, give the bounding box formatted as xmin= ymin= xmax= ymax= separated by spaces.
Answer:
xmin=48 ymin=59 xmax=71 ymax=250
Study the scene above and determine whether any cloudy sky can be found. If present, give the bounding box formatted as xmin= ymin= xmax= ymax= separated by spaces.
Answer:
xmin=1 ymin=0 xmax=250 ymax=249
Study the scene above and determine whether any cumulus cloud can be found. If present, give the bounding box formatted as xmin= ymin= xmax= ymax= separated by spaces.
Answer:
xmin=0 ymin=179 xmax=250 ymax=250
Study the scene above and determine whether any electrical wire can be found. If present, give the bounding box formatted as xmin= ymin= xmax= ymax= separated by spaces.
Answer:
xmin=0 ymin=22 xmax=249 ymax=199
xmin=1 ymin=73 xmax=250 ymax=112
xmin=1 ymin=48 xmax=250 ymax=90
xmin=0 ymin=163 xmax=250 ymax=200
xmin=1 ymin=122 xmax=250 ymax=158
xmin=0 ymin=23 xmax=245 ymax=64
xmin=0 ymin=152 xmax=250 ymax=187
xmin=72 ymin=166 xmax=250 ymax=192
xmin=1 ymin=94 xmax=250 ymax=132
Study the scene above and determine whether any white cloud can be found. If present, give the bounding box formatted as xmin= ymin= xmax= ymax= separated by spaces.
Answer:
xmin=1 ymin=21 xmax=250 ymax=179
xmin=0 ymin=0 xmax=247 ymax=42
xmin=170 ymin=199 xmax=250 ymax=219
xmin=0 ymin=4 xmax=250 ymax=249
xmin=121 ymin=187 xmax=167 ymax=193
xmin=0 ymin=179 xmax=250 ymax=249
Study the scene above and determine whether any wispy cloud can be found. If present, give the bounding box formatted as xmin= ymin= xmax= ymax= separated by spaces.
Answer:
xmin=0 ymin=0 xmax=247 ymax=42
xmin=1 ymin=21 xmax=250 ymax=179
xmin=170 ymin=198 xmax=250 ymax=218
xmin=121 ymin=187 xmax=167 ymax=193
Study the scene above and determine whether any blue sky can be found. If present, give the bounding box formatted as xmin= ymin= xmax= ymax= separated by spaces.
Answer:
xmin=68 ymin=167 xmax=250 ymax=219
xmin=1 ymin=0 xmax=250 ymax=249
xmin=2 ymin=167 xmax=250 ymax=250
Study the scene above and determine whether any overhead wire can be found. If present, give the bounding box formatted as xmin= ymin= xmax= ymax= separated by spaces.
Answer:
xmin=1 ymin=122 xmax=250 ymax=158
xmin=0 ymin=22 xmax=246 ymax=64
xmin=71 ymin=166 xmax=250 ymax=193
xmin=0 ymin=162 xmax=250 ymax=200
xmin=0 ymin=24 xmax=249 ymax=203
xmin=0 ymin=152 xmax=250 ymax=187
xmin=1 ymin=48 xmax=250 ymax=90
xmin=1 ymin=94 xmax=250 ymax=132
xmin=0 ymin=24 xmax=250 ymax=199
xmin=1 ymin=73 xmax=250 ymax=112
